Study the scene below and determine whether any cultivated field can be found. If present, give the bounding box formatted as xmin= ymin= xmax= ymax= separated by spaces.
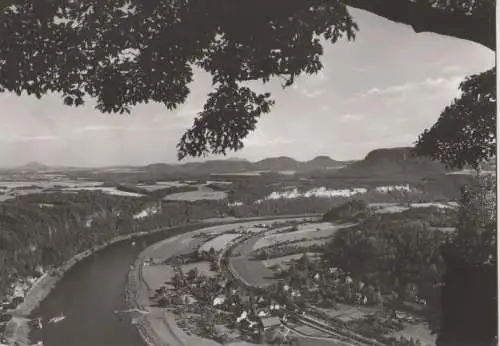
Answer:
xmin=230 ymin=236 xmax=277 ymax=288
xmin=142 ymin=264 xmax=176 ymax=291
xmin=0 ymin=176 xmax=106 ymax=200
xmin=262 ymin=253 xmax=320 ymax=271
xmin=163 ymin=185 xmax=227 ymax=201
xmin=252 ymin=222 xmax=351 ymax=250
xmin=199 ymin=233 xmax=241 ymax=252
xmin=389 ymin=323 xmax=436 ymax=346
xmin=137 ymin=181 xmax=188 ymax=191
xmin=63 ymin=186 xmax=144 ymax=197
xmin=314 ymin=305 xmax=378 ymax=323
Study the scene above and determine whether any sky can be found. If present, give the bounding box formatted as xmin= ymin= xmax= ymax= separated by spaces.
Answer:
xmin=0 ymin=8 xmax=494 ymax=167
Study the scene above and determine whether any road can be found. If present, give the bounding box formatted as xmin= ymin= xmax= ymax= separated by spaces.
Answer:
xmin=220 ymin=226 xmax=378 ymax=346
xmin=28 ymin=214 xmax=320 ymax=346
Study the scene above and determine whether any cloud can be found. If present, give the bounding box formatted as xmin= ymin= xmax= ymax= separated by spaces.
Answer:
xmin=365 ymin=83 xmax=414 ymax=96
xmin=72 ymin=123 xmax=185 ymax=134
xmin=18 ymin=135 xmax=59 ymax=142
xmin=291 ymin=68 xmax=329 ymax=98
xmin=20 ymin=135 xmax=59 ymax=141
xmin=353 ymin=75 xmax=465 ymax=99
xmin=244 ymin=131 xmax=296 ymax=148
xmin=351 ymin=67 xmax=368 ymax=73
xmin=301 ymin=88 xmax=327 ymax=98
xmin=338 ymin=114 xmax=365 ymax=122
xmin=73 ymin=125 xmax=124 ymax=133
xmin=441 ymin=65 xmax=463 ymax=74
xmin=0 ymin=135 xmax=60 ymax=143
xmin=292 ymin=84 xmax=326 ymax=98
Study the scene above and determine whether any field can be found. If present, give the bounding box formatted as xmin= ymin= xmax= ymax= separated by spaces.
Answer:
xmin=142 ymin=264 xmax=176 ymax=291
xmin=163 ymin=185 xmax=227 ymax=201
xmin=292 ymin=336 xmax=352 ymax=346
xmin=314 ymin=305 xmax=378 ymax=323
xmin=63 ymin=186 xmax=144 ymax=197
xmin=0 ymin=176 xmax=106 ymax=200
xmin=252 ymin=222 xmax=351 ymax=250
xmin=137 ymin=181 xmax=188 ymax=191
xmin=230 ymin=236 xmax=277 ymax=288
xmin=389 ymin=323 xmax=436 ymax=346
xmin=292 ymin=325 xmax=331 ymax=337
xmin=211 ymin=170 xmax=296 ymax=176
xmin=198 ymin=233 xmax=241 ymax=252
xmin=262 ymin=253 xmax=320 ymax=271
xmin=282 ymin=239 xmax=330 ymax=248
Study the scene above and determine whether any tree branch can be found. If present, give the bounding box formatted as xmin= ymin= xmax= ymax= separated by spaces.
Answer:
xmin=346 ymin=0 xmax=495 ymax=51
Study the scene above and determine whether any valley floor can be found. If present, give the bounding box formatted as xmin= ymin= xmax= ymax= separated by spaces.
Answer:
xmin=128 ymin=221 xmax=284 ymax=346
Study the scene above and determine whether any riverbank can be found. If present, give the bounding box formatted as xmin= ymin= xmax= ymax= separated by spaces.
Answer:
xmin=6 ymin=214 xmax=318 ymax=346
xmin=5 ymin=224 xmax=194 ymax=346
xmin=127 ymin=217 xmax=319 ymax=346
xmin=127 ymin=230 xmax=224 ymax=346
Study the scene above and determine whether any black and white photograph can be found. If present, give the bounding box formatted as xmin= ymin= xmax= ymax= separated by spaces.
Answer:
xmin=0 ymin=1 xmax=496 ymax=346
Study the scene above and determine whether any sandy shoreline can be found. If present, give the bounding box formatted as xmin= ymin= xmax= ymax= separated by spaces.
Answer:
xmin=126 ymin=233 xmax=222 ymax=346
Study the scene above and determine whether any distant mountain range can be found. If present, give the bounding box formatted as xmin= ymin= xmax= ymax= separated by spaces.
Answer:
xmin=333 ymin=147 xmax=448 ymax=178
xmin=18 ymin=162 xmax=51 ymax=171
xmin=145 ymin=156 xmax=348 ymax=175
xmin=10 ymin=147 xmax=496 ymax=177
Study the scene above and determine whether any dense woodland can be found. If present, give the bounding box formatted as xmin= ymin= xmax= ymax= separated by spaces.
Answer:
xmin=320 ymin=176 xmax=496 ymax=344
xmin=0 ymin=171 xmax=473 ymax=301
xmin=0 ymin=192 xmax=228 ymax=299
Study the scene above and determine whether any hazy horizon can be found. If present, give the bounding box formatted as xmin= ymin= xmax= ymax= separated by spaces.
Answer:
xmin=12 ymin=149 xmax=372 ymax=168
xmin=0 ymin=7 xmax=494 ymax=167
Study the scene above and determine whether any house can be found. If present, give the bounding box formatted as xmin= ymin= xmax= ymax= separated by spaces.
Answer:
xmin=248 ymin=320 xmax=259 ymax=328
xmin=213 ymin=296 xmax=226 ymax=306
xmin=263 ymin=317 xmax=288 ymax=343
xmin=236 ymin=310 xmax=248 ymax=323
xmin=270 ymin=304 xmax=281 ymax=311
xmin=261 ymin=316 xmax=282 ymax=330
xmin=258 ymin=310 xmax=269 ymax=318
xmin=328 ymin=267 xmax=340 ymax=274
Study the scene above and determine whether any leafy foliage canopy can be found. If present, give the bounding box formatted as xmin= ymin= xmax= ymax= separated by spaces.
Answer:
xmin=0 ymin=0 xmax=356 ymax=158
xmin=415 ymin=68 xmax=496 ymax=169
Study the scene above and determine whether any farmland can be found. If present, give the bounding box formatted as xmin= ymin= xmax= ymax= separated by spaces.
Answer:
xmin=0 ymin=151 xmax=490 ymax=346
xmin=163 ymin=185 xmax=228 ymax=201
xmin=252 ymin=222 xmax=352 ymax=250
xmin=229 ymin=235 xmax=277 ymax=288
xmin=199 ymin=233 xmax=241 ymax=252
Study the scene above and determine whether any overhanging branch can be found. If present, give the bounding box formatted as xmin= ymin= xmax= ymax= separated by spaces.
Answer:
xmin=347 ymin=0 xmax=495 ymax=51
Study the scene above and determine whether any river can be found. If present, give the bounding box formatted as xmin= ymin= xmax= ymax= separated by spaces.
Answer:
xmin=28 ymin=215 xmax=319 ymax=346
xmin=29 ymin=224 xmax=203 ymax=346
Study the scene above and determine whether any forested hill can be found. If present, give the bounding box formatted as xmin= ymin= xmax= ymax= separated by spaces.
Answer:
xmin=333 ymin=147 xmax=448 ymax=179
xmin=144 ymin=156 xmax=347 ymax=175
xmin=0 ymin=192 xmax=228 ymax=300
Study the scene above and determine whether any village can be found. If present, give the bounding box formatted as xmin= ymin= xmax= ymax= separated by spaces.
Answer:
xmin=141 ymin=220 xmax=432 ymax=346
